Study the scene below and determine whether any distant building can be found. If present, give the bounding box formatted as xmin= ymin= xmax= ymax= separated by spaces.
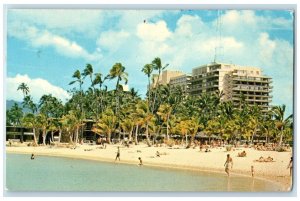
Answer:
xmin=169 ymin=74 xmax=192 ymax=94
xmin=151 ymin=70 xmax=185 ymax=88
xmin=190 ymin=62 xmax=272 ymax=111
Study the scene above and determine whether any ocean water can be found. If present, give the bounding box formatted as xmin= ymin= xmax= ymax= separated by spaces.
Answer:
xmin=5 ymin=153 xmax=280 ymax=192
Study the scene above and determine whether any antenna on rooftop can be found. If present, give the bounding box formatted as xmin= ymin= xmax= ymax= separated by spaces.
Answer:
xmin=214 ymin=10 xmax=223 ymax=63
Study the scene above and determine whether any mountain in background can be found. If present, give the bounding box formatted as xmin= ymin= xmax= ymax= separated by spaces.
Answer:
xmin=6 ymin=100 xmax=30 ymax=113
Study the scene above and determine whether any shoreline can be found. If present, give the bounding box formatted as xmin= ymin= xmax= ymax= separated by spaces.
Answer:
xmin=5 ymin=144 xmax=292 ymax=192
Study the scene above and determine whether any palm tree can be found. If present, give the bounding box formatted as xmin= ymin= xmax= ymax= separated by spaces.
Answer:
xmin=21 ymin=113 xmax=39 ymax=145
xmin=83 ymin=64 xmax=94 ymax=87
xmin=69 ymin=69 xmax=85 ymax=140
xmin=17 ymin=82 xmax=29 ymax=97
xmin=109 ymin=63 xmax=128 ymax=89
xmin=121 ymin=118 xmax=134 ymax=142
xmin=36 ymin=113 xmax=49 ymax=146
xmin=108 ymin=63 xmax=128 ymax=130
xmin=177 ymin=119 xmax=190 ymax=146
xmin=22 ymin=95 xmax=37 ymax=114
xmin=92 ymin=72 xmax=109 ymax=116
xmin=188 ymin=117 xmax=202 ymax=148
xmin=151 ymin=57 xmax=169 ymax=112
xmin=157 ymin=103 xmax=172 ymax=141
xmin=261 ymin=114 xmax=275 ymax=143
xmin=272 ymin=105 xmax=293 ymax=147
xmin=61 ymin=111 xmax=83 ymax=144
xmin=142 ymin=63 xmax=153 ymax=109
xmin=6 ymin=103 xmax=23 ymax=126
xmin=92 ymin=109 xmax=117 ymax=144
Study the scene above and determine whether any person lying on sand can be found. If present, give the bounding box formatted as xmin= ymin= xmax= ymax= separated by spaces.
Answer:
xmin=237 ymin=151 xmax=247 ymax=157
xmin=254 ymin=156 xmax=274 ymax=162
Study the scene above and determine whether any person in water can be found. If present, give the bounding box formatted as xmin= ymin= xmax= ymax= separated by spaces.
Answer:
xmin=31 ymin=153 xmax=35 ymax=160
xmin=138 ymin=157 xmax=143 ymax=166
xmin=251 ymin=165 xmax=254 ymax=177
xmin=224 ymin=154 xmax=233 ymax=176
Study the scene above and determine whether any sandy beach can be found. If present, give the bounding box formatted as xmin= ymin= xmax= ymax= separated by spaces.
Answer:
xmin=6 ymin=142 xmax=293 ymax=191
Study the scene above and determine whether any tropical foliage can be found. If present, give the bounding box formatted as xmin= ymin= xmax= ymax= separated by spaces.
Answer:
xmin=6 ymin=58 xmax=293 ymax=149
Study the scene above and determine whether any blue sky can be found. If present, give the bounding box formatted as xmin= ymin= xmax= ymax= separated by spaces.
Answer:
xmin=6 ymin=9 xmax=294 ymax=116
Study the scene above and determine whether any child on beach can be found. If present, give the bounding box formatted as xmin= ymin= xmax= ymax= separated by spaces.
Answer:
xmin=224 ymin=154 xmax=233 ymax=176
xmin=31 ymin=153 xmax=35 ymax=160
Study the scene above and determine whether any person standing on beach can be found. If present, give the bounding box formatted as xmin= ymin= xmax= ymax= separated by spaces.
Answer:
xmin=31 ymin=153 xmax=35 ymax=160
xmin=251 ymin=166 xmax=254 ymax=177
xmin=287 ymin=157 xmax=293 ymax=176
xmin=115 ymin=146 xmax=120 ymax=161
xmin=224 ymin=154 xmax=233 ymax=176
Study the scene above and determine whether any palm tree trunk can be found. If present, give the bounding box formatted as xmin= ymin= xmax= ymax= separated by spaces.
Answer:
xmin=69 ymin=134 xmax=73 ymax=144
xmin=129 ymin=128 xmax=133 ymax=142
xmin=107 ymin=132 xmax=111 ymax=144
xmin=146 ymin=123 xmax=151 ymax=147
xmin=33 ymin=128 xmax=37 ymax=146
xmin=278 ymin=127 xmax=283 ymax=147
xmin=151 ymin=69 xmax=162 ymax=113
xmin=51 ymin=131 xmax=54 ymax=143
xmin=135 ymin=124 xmax=139 ymax=145
xmin=185 ymin=133 xmax=188 ymax=146
xmin=166 ymin=114 xmax=170 ymax=141
xmin=251 ymin=127 xmax=257 ymax=144
xmin=58 ymin=128 xmax=62 ymax=143
xmin=75 ymin=126 xmax=79 ymax=144
xmin=42 ymin=128 xmax=46 ymax=145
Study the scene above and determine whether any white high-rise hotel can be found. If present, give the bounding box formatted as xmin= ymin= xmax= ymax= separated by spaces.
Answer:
xmin=189 ymin=62 xmax=272 ymax=112
xmin=153 ymin=62 xmax=272 ymax=111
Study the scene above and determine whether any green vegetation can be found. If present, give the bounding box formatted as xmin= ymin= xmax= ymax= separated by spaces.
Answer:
xmin=6 ymin=58 xmax=293 ymax=148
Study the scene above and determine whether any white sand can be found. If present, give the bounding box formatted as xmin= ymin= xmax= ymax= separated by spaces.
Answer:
xmin=6 ymin=142 xmax=293 ymax=191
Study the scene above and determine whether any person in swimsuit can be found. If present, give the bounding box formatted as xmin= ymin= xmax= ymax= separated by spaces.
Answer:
xmin=251 ymin=165 xmax=254 ymax=177
xmin=115 ymin=146 xmax=120 ymax=161
xmin=224 ymin=154 xmax=233 ymax=176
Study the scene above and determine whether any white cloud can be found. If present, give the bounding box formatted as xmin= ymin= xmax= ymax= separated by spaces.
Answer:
xmin=8 ymin=22 xmax=102 ymax=61
xmin=258 ymin=33 xmax=276 ymax=65
xmin=136 ymin=21 xmax=171 ymax=42
xmin=175 ymin=14 xmax=205 ymax=37
xmin=8 ymin=9 xmax=105 ymax=37
xmin=97 ymin=30 xmax=130 ymax=51
xmin=6 ymin=74 xmax=71 ymax=103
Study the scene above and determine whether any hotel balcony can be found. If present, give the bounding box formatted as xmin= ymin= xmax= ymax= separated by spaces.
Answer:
xmin=232 ymin=76 xmax=272 ymax=83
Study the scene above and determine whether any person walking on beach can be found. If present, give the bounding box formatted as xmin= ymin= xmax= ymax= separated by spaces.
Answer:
xmin=224 ymin=154 xmax=233 ymax=176
xmin=287 ymin=157 xmax=293 ymax=176
xmin=115 ymin=146 xmax=120 ymax=161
